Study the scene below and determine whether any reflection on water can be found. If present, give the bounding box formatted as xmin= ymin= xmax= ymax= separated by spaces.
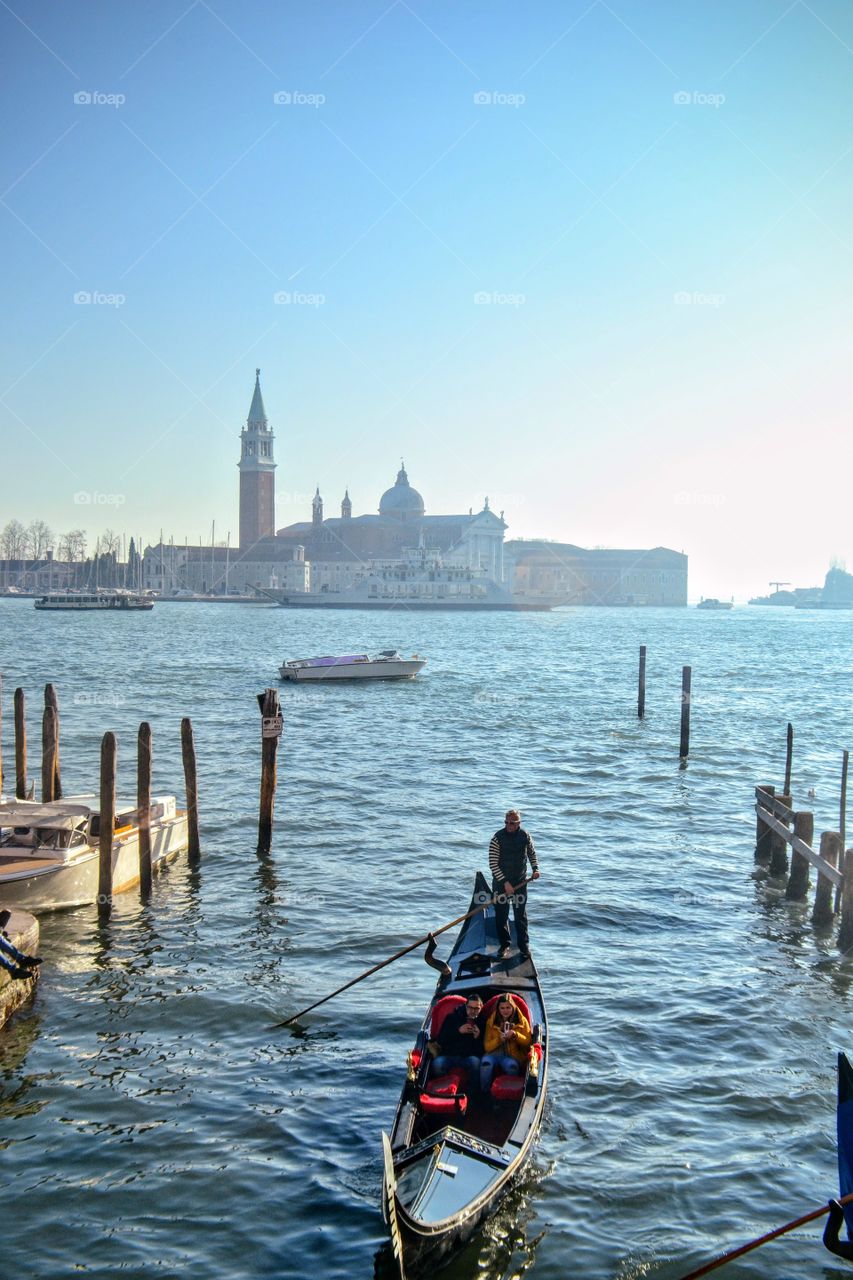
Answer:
xmin=0 ymin=602 xmax=851 ymax=1278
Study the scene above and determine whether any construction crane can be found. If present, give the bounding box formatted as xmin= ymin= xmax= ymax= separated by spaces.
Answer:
xmin=769 ymin=581 xmax=791 ymax=593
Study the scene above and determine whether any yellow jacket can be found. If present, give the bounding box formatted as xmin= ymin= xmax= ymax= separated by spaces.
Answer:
xmin=483 ymin=1005 xmax=532 ymax=1064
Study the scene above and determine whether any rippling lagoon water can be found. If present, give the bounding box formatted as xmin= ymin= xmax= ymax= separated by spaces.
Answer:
xmin=1 ymin=599 xmax=852 ymax=1279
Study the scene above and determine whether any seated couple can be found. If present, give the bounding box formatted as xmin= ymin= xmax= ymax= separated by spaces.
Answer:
xmin=428 ymin=991 xmax=532 ymax=1092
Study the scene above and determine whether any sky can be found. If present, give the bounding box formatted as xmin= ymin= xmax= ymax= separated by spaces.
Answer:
xmin=1 ymin=0 xmax=851 ymax=599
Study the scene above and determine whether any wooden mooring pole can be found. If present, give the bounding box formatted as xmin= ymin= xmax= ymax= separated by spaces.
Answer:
xmin=839 ymin=849 xmax=853 ymax=952
xmin=0 ymin=672 xmax=3 ymax=798
xmin=784 ymin=722 xmax=793 ymax=796
xmin=98 ymin=732 xmax=117 ymax=915
xmin=755 ymin=785 xmax=775 ymax=860
xmin=44 ymin=683 xmax=61 ymax=798
xmin=638 ymin=645 xmax=646 ymax=719
xmin=679 ymin=666 xmax=691 ymax=759
xmin=813 ymin=831 xmax=842 ymax=927
xmin=785 ymin=811 xmax=814 ymax=900
xmin=14 ymin=687 xmax=26 ymax=800
xmin=769 ymin=794 xmax=792 ymax=877
xmin=138 ymin=722 xmax=152 ymax=896
xmin=842 ymin=750 xmax=849 ymax=853
xmin=180 ymin=717 xmax=200 ymax=863
xmin=41 ymin=705 xmax=58 ymax=803
xmin=257 ymin=688 xmax=282 ymax=854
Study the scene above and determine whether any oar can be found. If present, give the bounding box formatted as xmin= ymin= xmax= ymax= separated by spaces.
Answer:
xmin=272 ymin=876 xmax=534 ymax=1030
xmin=674 ymin=1191 xmax=853 ymax=1280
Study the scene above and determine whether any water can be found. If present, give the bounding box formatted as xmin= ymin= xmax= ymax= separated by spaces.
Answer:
xmin=1 ymin=599 xmax=852 ymax=1279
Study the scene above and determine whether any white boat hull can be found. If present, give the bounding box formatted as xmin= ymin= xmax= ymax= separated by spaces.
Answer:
xmin=0 ymin=814 xmax=188 ymax=910
xmin=280 ymin=659 xmax=426 ymax=682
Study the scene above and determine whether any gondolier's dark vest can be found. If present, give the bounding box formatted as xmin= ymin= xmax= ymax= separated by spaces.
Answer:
xmin=491 ymin=827 xmax=533 ymax=885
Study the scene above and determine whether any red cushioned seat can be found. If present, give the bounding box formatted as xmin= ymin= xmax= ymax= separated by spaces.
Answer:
xmin=482 ymin=992 xmax=531 ymax=1024
xmin=429 ymin=994 xmax=466 ymax=1038
xmin=490 ymin=1074 xmax=525 ymax=1101
xmin=419 ymin=1093 xmax=468 ymax=1117
xmin=425 ymin=1067 xmax=467 ymax=1097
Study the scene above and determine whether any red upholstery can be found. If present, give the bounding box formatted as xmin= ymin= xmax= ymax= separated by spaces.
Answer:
xmin=429 ymin=994 xmax=465 ymax=1038
xmin=482 ymin=992 xmax=532 ymax=1024
xmin=424 ymin=1067 xmax=466 ymax=1097
xmin=491 ymin=1074 xmax=525 ymax=1101
xmin=419 ymin=1094 xmax=468 ymax=1117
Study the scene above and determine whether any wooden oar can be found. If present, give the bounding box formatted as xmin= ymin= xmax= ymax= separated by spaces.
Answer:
xmin=272 ymin=877 xmax=534 ymax=1029
xmin=674 ymin=1191 xmax=853 ymax=1280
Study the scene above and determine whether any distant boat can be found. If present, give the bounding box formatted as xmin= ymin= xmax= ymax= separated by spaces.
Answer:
xmin=279 ymin=650 xmax=426 ymax=682
xmin=34 ymin=590 xmax=154 ymax=611
xmin=697 ymin=597 xmax=733 ymax=610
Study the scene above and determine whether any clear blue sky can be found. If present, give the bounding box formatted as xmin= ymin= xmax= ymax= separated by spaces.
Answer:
xmin=2 ymin=1 xmax=851 ymax=596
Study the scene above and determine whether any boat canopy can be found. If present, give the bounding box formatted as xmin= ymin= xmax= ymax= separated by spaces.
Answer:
xmin=0 ymin=803 xmax=92 ymax=829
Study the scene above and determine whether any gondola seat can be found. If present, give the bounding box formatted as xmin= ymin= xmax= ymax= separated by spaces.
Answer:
xmin=490 ymin=1073 xmax=524 ymax=1101
xmin=424 ymin=1067 xmax=467 ymax=1097
xmin=419 ymin=1093 xmax=468 ymax=1117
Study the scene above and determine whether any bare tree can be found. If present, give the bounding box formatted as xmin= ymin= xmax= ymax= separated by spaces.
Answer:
xmin=99 ymin=528 xmax=121 ymax=557
xmin=59 ymin=529 xmax=87 ymax=562
xmin=27 ymin=520 xmax=53 ymax=558
xmin=0 ymin=519 xmax=27 ymax=559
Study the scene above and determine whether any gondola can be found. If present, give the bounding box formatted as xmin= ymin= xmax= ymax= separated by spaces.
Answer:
xmin=381 ymin=871 xmax=548 ymax=1275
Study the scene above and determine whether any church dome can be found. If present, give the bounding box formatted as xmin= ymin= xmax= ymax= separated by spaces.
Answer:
xmin=379 ymin=464 xmax=425 ymax=520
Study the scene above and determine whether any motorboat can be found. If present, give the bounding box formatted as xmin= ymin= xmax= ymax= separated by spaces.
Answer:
xmin=381 ymin=871 xmax=547 ymax=1273
xmin=34 ymin=590 xmax=155 ymax=611
xmin=697 ymin=597 xmax=733 ymax=610
xmin=278 ymin=650 xmax=426 ymax=682
xmin=0 ymin=796 xmax=188 ymax=910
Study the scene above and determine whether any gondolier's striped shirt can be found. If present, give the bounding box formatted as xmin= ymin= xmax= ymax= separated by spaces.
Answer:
xmin=489 ymin=827 xmax=538 ymax=886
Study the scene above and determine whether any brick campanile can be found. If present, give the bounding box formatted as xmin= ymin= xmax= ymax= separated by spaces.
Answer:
xmin=238 ymin=369 xmax=276 ymax=549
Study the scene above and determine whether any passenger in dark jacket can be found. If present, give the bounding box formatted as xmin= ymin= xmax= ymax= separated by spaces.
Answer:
xmin=429 ymin=993 xmax=485 ymax=1081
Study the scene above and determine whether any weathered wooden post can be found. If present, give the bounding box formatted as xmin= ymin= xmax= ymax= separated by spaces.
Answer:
xmin=755 ymin=785 xmax=775 ymax=861
xmin=44 ymin=683 xmax=61 ymax=798
xmin=813 ymin=831 xmax=842 ymax=926
xmin=257 ymin=688 xmax=282 ymax=854
xmin=0 ymin=671 xmax=4 ymax=798
xmin=769 ymin=794 xmax=792 ymax=876
xmin=14 ymin=687 xmax=26 ymax=800
xmin=842 ymin=750 xmax=849 ymax=852
xmin=786 ymin=810 xmax=813 ymax=900
xmin=98 ymin=732 xmax=117 ymax=916
xmin=839 ymin=849 xmax=853 ymax=952
xmin=41 ymin=705 xmax=58 ymax=803
xmin=638 ymin=645 xmax=646 ymax=718
xmin=138 ymin=722 xmax=152 ymax=896
xmin=784 ymin=722 xmax=793 ymax=796
xmin=679 ymin=666 xmax=691 ymax=759
xmin=180 ymin=717 xmax=200 ymax=863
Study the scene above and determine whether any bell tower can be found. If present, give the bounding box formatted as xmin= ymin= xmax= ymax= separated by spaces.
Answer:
xmin=238 ymin=369 xmax=276 ymax=550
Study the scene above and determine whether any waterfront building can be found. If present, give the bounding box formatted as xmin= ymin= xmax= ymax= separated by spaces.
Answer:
xmin=238 ymin=369 xmax=276 ymax=550
xmin=504 ymin=541 xmax=688 ymax=606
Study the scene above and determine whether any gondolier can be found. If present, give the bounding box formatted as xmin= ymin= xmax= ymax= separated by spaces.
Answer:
xmin=489 ymin=809 xmax=539 ymax=960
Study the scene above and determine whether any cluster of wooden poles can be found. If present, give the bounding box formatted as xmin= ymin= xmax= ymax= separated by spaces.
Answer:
xmin=637 ymin=645 xmax=693 ymax=758
xmin=755 ymin=724 xmax=852 ymax=949
xmin=0 ymin=678 xmax=200 ymax=915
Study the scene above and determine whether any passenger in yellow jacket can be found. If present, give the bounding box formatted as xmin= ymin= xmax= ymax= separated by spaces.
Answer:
xmin=480 ymin=995 xmax=532 ymax=1092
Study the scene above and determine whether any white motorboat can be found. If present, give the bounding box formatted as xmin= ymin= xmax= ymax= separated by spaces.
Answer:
xmin=278 ymin=650 xmax=426 ymax=682
xmin=0 ymin=796 xmax=188 ymax=910
xmin=34 ymin=590 xmax=155 ymax=611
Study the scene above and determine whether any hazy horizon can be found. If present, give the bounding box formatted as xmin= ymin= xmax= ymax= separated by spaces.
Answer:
xmin=2 ymin=1 xmax=851 ymax=599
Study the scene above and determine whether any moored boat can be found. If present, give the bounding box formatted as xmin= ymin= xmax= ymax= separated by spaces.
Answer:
xmin=0 ymin=796 xmax=188 ymax=909
xmin=381 ymin=871 xmax=547 ymax=1273
xmin=697 ymin=597 xmax=733 ymax=610
xmin=279 ymin=650 xmax=426 ymax=682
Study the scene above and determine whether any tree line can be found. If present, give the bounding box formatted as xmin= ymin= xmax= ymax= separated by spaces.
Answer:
xmin=0 ymin=520 xmax=127 ymax=562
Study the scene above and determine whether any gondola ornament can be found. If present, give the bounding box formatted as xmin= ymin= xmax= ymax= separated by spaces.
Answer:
xmin=382 ymin=1131 xmax=408 ymax=1280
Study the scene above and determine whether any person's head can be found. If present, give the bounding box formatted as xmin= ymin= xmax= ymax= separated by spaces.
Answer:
xmin=464 ymin=993 xmax=484 ymax=1019
xmin=497 ymin=996 xmax=518 ymax=1022
xmin=504 ymin=808 xmax=521 ymax=831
